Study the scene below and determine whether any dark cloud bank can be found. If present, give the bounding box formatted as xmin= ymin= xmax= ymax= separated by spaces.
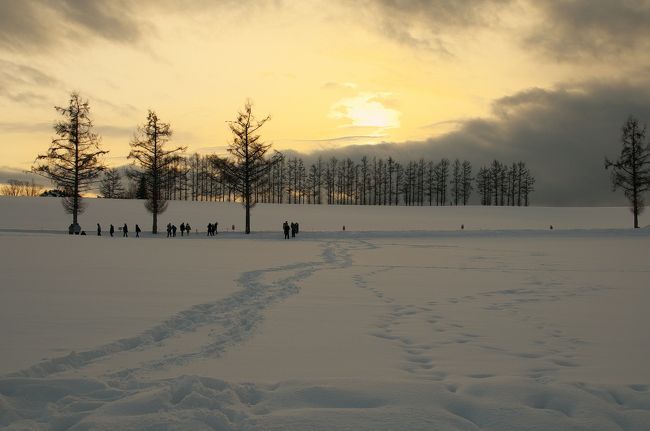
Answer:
xmin=296 ymin=81 xmax=650 ymax=206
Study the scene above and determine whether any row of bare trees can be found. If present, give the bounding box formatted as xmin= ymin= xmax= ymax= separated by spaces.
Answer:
xmin=476 ymin=160 xmax=536 ymax=207
xmin=0 ymin=179 xmax=43 ymax=196
xmin=102 ymin=155 xmax=534 ymax=209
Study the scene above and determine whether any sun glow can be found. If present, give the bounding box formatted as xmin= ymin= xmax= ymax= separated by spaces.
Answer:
xmin=329 ymin=93 xmax=401 ymax=129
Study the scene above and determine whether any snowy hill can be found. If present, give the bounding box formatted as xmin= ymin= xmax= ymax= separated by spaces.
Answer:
xmin=1 ymin=198 xmax=649 ymax=430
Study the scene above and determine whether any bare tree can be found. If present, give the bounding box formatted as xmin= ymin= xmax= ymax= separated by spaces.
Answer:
xmin=461 ymin=160 xmax=473 ymax=205
xmin=128 ymin=110 xmax=185 ymax=234
xmin=99 ymin=168 xmax=125 ymax=199
xmin=32 ymin=92 xmax=107 ymax=225
xmin=605 ymin=116 xmax=650 ymax=228
xmin=451 ymin=159 xmax=462 ymax=205
xmin=217 ymin=100 xmax=272 ymax=234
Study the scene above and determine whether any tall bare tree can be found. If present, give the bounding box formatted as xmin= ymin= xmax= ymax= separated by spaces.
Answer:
xmin=605 ymin=116 xmax=650 ymax=228
xmin=128 ymin=110 xmax=185 ymax=234
xmin=32 ymin=92 xmax=107 ymax=225
xmin=217 ymin=100 xmax=272 ymax=234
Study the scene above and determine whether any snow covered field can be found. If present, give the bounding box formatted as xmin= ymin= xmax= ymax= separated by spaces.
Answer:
xmin=1 ymin=197 xmax=649 ymax=430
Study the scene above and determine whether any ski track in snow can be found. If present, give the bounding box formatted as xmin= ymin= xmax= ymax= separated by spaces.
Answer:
xmin=2 ymin=237 xmax=650 ymax=430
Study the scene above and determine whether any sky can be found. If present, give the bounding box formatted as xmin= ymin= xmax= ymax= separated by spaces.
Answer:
xmin=1 ymin=0 xmax=650 ymax=205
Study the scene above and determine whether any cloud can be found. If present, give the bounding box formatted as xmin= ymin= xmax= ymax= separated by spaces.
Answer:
xmin=300 ymin=80 xmax=650 ymax=205
xmin=525 ymin=0 xmax=650 ymax=60
xmin=355 ymin=0 xmax=513 ymax=56
xmin=95 ymin=125 xmax=134 ymax=138
xmin=0 ymin=59 xmax=63 ymax=105
xmin=0 ymin=121 xmax=51 ymax=134
xmin=0 ymin=0 xmax=144 ymax=52
xmin=0 ymin=0 xmax=282 ymax=53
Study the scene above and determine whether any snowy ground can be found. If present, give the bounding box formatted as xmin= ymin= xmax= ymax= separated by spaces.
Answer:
xmin=1 ymin=197 xmax=649 ymax=430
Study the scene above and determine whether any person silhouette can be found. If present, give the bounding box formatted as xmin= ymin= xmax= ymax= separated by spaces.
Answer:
xmin=135 ymin=224 xmax=141 ymax=237
xmin=123 ymin=223 xmax=128 ymax=237
xmin=97 ymin=223 xmax=101 ymax=236
xmin=283 ymin=221 xmax=290 ymax=239
xmin=109 ymin=224 xmax=114 ymax=237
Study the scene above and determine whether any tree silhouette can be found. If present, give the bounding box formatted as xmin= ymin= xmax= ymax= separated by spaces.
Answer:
xmin=217 ymin=100 xmax=272 ymax=234
xmin=128 ymin=110 xmax=185 ymax=234
xmin=32 ymin=92 xmax=107 ymax=225
xmin=99 ymin=168 xmax=124 ymax=199
xmin=605 ymin=116 xmax=650 ymax=228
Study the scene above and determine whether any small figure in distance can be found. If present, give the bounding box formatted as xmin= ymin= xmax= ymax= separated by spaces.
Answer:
xmin=180 ymin=222 xmax=185 ymax=237
xmin=207 ymin=223 xmax=212 ymax=236
xmin=172 ymin=224 xmax=177 ymax=237
xmin=110 ymin=224 xmax=115 ymax=237
xmin=461 ymin=224 xmax=464 ymax=230
xmin=123 ymin=223 xmax=128 ymax=237
xmin=97 ymin=223 xmax=101 ymax=236
xmin=291 ymin=222 xmax=296 ymax=238
xmin=296 ymin=222 xmax=299 ymax=234
xmin=232 ymin=224 xmax=235 ymax=231
xmin=135 ymin=224 xmax=141 ymax=238
xmin=167 ymin=223 xmax=172 ymax=238
xmin=550 ymin=225 xmax=554 ymax=230
xmin=186 ymin=223 xmax=191 ymax=235
xmin=342 ymin=225 xmax=346 ymax=231
xmin=283 ymin=221 xmax=290 ymax=239
xmin=214 ymin=221 xmax=218 ymax=235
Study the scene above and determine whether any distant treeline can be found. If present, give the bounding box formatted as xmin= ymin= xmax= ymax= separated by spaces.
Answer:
xmin=103 ymin=154 xmax=535 ymax=207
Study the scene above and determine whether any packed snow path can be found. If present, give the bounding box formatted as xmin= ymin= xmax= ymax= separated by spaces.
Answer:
xmin=1 ymin=231 xmax=650 ymax=430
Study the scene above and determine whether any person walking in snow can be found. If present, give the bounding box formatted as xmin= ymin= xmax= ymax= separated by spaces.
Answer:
xmin=97 ymin=223 xmax=101 ymax=236
xmin=123 ymin=223 xmax=128 ymax=237
xmin=185 ymin=223 xmax=191 ymax=235
xmin=110 ymin=224 xmax=114 ymax=237
xmin=291 ymin=222 xmax=296 ymax=238
xmin=172 ymin=224 xmax=177 ymax=237
xmin=213 ymin=221 xmax=218 ymax=235
xmin=180 ymin=222 xmax=185 ymax=236
xmin=167 ymin=223 xmax=172 ymax=237
xmin=135 ymin=224 xmax=141 ymax=238
xmin=283 ymin=221 xmax=290 ymax=239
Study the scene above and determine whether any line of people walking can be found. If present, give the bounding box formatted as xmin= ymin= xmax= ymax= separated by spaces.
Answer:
xmin=94 ymin=223 xmax=141 ymax=237
xmin=282 ymin=221 xmax=299 ymax=239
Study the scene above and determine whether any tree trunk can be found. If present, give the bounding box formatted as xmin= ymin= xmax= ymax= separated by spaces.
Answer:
xmin=245 ymin=200 xmax=251 ymax=234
